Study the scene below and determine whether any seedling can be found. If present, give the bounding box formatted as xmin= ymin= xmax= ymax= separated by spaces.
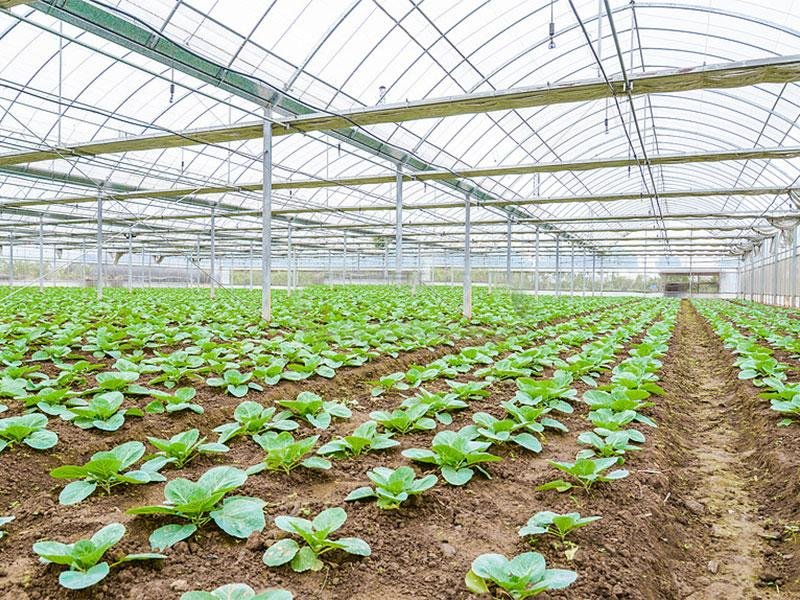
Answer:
xmin=129 ymin=466 xmax=266 ymax=550
xmin=32 ymin=523 xmax=165 ymax=590
xmin=400 ymin=389 xmax=467 ymax=425
xmin=513 ymin=372 xmax=576 ymax=412
xmin=538 ymin=455 xmax=629 ymax=492
xmin=576 ymin=429 xmax=644 ymax=460
xmin=402 ymin=429 xmax=501 ymax=486
xmin=316 ymin=420 xmax=399 ymax=458
xmin=145 ymin=387 xmax=204 ymax=414
xmin=445 ymin=380 xmax=490 ymax=400
xmin=0 ymin=515 xmax=13 ymax=539
xmin=369 ymin=404 xmax=436 ymax=433
xmin=461 ymin=412 xmax=542 ymax=453
xmin=368 ymin=372 xmax=408 ymax=396
xmin=147 ymin=428 xmax=229 ymax=468
xmin=262 ymin=507 xmax=370 ymax=572
xmin=51 ymin=441 xmax=170 ymax=505
xmin=465 ymin=551 xmax=577 ymax=599
xmin=246 ymin=432 xmax=331 ymax=474
xmin=518 ymin=511 xmax=601 ymax=542
xmin=277 ymin=391 xmax=351 ymax=429
xmin=59 ymin=391 xmax=144 ymax=431
xmin=213 ymin=401 xmax=298 ymax=443
xmin=345 ymin=466 xmax=437 ymax=509
xmin=206 ymin=369 xmax=263 ymax=397
xmin=181 ymin=583 xmax=293 ymax=600
xmin=0 ymin=413 xmax=58 ymax=452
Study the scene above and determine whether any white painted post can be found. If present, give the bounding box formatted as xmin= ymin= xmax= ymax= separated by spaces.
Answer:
xmin=38 ymin=215 xmax=44 ymax=291
xmin=8 ymin=233 xmax=13 ymax=287
xmin=599 ymin=255 xmax=605 ymax=295
xmin=210 ymin=203 xmax=216 ymax=299
xmin=534 ymin=228 xmax=540 ymax=295
xmin=127 ymin=235 xmax=133 ymax=291
xmin=792 ymin=224 xmax=798 ymax=308
xmin=569 ymin=242 xmax=575 ymax=295
xmin=506 ymin=216 xmax=512 ymax=288
xmin=261 ymin=109 xmax=273 ymax=321
xmin=555 ymin=235 xmax=561 ymax=296
xmin=96 ymin=189 xmax=103 ymax=299
xmin=395 ymin=166 xmax=403 ymax=285
xmin=249 ymin=241 xmax=254 ymax=289
xmin=287 ymin=220 xmax=293 ymax=297
xmin=463 ymin=193 xmax=472 ymax=319
xmin=343 ymin=235 xmax=348 ymax=285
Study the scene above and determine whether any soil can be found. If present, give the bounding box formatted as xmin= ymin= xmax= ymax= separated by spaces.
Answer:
xmin=0 ymin=299 xmax=798 ymax=599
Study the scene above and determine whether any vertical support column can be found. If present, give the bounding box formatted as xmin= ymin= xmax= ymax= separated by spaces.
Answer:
xmin=599 ymin=255 xmax=605 ymax=295
xmin=417 ymin=242 xmax=422 ymax=287
xmin=463 ymin=193 xmax=472 ymax=319
xmin=750 ymin=249 xmax=755 ymax=302
xmin=185 ymin=251 xmax=190 ymax=288
xmin=581 ymin=251 xmax=587 ymax=296
xmin=383 ymin=243 xmax=388 ymax=283
xmin=343 ymin=236 xmax=348 ymax=285
xmin=534 ymin=228 xmax=540 ymax=295
xmin=141 ymin=251 xmax=146 ymax=288
xmin=81 ymin=240 xmax=86 ymax=285
xmin=287 ymin=220 xmax=293 ymax=297
xmin=326 ymin=249 xmax=332 ymax=285
xmin=643 ymin=252 xmax=648 ymax=295
xmin=591 ymin=253 xmax=596 ymax=296
xmin=249 ymin=241 xmax=254 ymax=289
xmin=128 ymin=234 xmax=133 ymax=291
xmin=395 ymin=166 xmax=403 ymax=284
xmin=261 ymin=109 xmax=273 ymax=321
xmin=96 ymin=189 xmax=103 ymax=299
xmin=555 ymin=235 xmax=561 ymax=296
xmin=195 ymin=239 xmax=200 ymax=288
xmin=38 ymin=215 xmax=44 ymax=291
xmin=209 ymin=203 xmax=216 ymax=299
xmin=8 ymin=233 xmax=13 ymax=287
xmin=791 ymin=225 xmax=798 ymax=308
xmin=505 ymin=215 xmax=512 ymax=289
xmin=689 ymin=251 xmax=694 ymax=298
xmin=569 ymin=242 xmax=575 ymax=295
xmin=773 ymin=233 xmax=781 ymax=305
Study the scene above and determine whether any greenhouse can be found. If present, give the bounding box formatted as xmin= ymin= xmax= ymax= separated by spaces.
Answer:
xmin=0 ymin=0 xmax=799 ymax=598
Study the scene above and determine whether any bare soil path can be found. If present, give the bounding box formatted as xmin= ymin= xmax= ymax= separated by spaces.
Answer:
xmin=675 ymin=301 xmax=782 ymax=599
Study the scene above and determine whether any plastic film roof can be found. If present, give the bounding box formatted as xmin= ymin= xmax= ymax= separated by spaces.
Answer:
xmin=1 ymin=0 xmax=800 ymax=262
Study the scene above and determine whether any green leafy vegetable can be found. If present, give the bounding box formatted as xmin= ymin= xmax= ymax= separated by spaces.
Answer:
xmin=181 ymin=583 xmax=293 ymax=600
xmin=32 ymin=523 xmax=165 ymax=590
xmin=518 ymin=511 xmax=601 ymax=541
xmin=213 ymin=401 xmax=298 ymax=443
xmin=0 ymin=413 xmax=58 ymax=452
xmin=277 ymin=391 xmax=351 ymax=429
xmin=128 ymin=466 xmax=265 ymax=550
xmin=246 ymin=432 xmax=331 ymax=474
xmin=345 ymin=466 xmax=437 ymax=509
xmin=402 ymin=429 xmax=501 ymax=486
xmin=262 ymin=507 xmax=370 ymax=572
xmin=147 ymin=428 xmax=229 ymax=468
xmin=316 ymin=420 xmax=399 ymax=458
xmin=465 ymin=551 xmax=577 ymax=598
xmin=50 ymin=441 xmax=170 ymax=505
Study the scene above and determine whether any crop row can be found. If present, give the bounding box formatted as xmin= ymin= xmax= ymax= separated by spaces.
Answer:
xmin=0 ymin=298 xmax=668 ymax=598
xmin=694 ymin=300 xmax=800 ymax=427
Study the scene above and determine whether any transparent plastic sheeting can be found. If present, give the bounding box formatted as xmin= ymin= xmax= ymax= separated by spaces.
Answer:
xmin=0 ymin=0 xmax=800 ymax=263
